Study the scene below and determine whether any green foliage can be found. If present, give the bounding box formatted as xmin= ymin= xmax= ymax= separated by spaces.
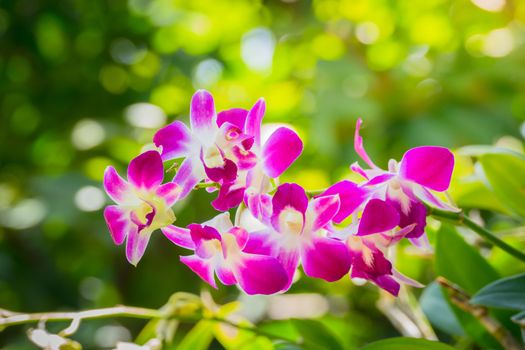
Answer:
xmin=471 ymin=274 xmax=525 ymax=311
xmin=435 ymin=224 xmax=500 ymax=294
xmin=435 ymin=224 xmax=503 ymax=349
xmin=480 ymin=153 xmax=525 ymax=218
xmin=420 ymin=282 xmax=464 ymax=336
xmin=175 ymin=320 xmax=215 ymax=350
xmin=290 ymin=319 xmax=344 ymax=350
xmin=360 ymin=337 xmax=455 ymax=350
xmin=1 ymin=0 xmax=525 ymax=347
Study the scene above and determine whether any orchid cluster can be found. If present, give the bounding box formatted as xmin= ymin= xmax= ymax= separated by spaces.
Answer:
xmin=103 ymin=90 xmax=456 ymax=296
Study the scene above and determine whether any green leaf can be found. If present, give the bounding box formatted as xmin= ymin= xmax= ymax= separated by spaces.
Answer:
xmin=435 ymin=224 xmax=500 ymax=294
xmin=420 ymin=282 xmax=464 ymax=336
xmin=360 ymin=337 xmax=455 ymax=350
xmin=435 ymin=224 xmax=503 ymax=349
xmin=291 ymin=319 xmax=344 ymax=350
xmin=457 ymin=145 xmax=525 ymax=160
xmin=480 ymin=153 xmax=525 ymax=217
xmin=176 ymin=320 xmax=215 ymax=350
xmin=453 ymin=179 xmax=508 ymax=214
xmin=471 ymin=274 xmax=525 ymax=311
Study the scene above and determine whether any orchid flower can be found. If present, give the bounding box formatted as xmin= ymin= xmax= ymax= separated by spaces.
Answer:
xmin=244 ymin=183 xmax=351 ymax=291
xmin=103 ymin=150 xmax=181 ymax=265
xmin=213 ymin=99 xmax=303 ymax=213
xmin=329 ymin=198 xmax=423 ymax=296
xmin=176 ymin=213 xmax=288 ymax=295
xmin=350 ymin=118 xmax=456 ymax=245
xmin=153 ymin=90 xmax=256 ymax=199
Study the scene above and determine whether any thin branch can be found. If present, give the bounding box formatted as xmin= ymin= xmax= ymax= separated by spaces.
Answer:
xmin=0 ymin=306 xmax=163 ymax=330
xmin=0 ymin=305 xmax=302 ymax=346
xmin=437 ymin=277 xmax=522 ymax=350
xmin=426 ymin=205 xmax=525 ymax=263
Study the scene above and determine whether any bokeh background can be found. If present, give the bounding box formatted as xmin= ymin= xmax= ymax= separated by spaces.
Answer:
xmin=1 ymin=0 xmax=524 ymax=348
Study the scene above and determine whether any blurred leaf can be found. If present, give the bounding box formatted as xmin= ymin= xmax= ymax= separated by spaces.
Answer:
xmin=453 ymin=180 xmax=508 ymax=214
xmin=480 ymin=153 xmax=525 ymax=217
xmin=359 ymin=337 xmax=455 ymax=350
xmin=435 ymin=224 xmax=503 ymax=349
xmin=135 ymin=319 xmax=160 ymax=344
xmin=471 ymin=274 xmax=525 ymax=310
xmin=457 ymin=146 xmax=525 ymax=160
xmin=213 ymin=302 xmax=273 ymax=350
xmin=176 ymin=320 xmax=214 ymax=350
xmin=420 ymin=282 xmax=464 ymax=336
xmin=435 ymin=224 xmax=500 ymax=293
xmin=258 ymin=320 xmax=301 ymax=343
xmin=291 ymin=319 xmax=344 ymax=350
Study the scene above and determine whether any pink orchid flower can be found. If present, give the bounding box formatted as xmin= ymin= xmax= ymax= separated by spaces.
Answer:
xmin=349 ymin=118 xmax=457 ymax=245
xmin=174 ymin=213 xmax=288 ymax=295
xmin=244 ymin=183 xmax=351 ymax=291
xmin=103 ymin=150 xmax=181 ymax=266
xmin=329 ymin=198 xmax=423 ymax=296
xmin=153 ymin=90 xmax=256 ymax=199
xmin=213 ymin=99 xmax=303 ymax=213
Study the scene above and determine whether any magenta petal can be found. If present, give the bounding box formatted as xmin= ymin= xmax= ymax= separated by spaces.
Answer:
xmin=232 ymin=145 xmax=257 ymax=170
xmin=228 ymin=227 xmax=249 ymax=250
xmin=125 ymin=230 xmax=151 ymax=266
xmin=180 ymin=255 xmax=217 ymax=288
xmin=104 ymin=167 xmax=131 ymax=204
xmin=354 ymin=118 xmax=378 ymax=169
xmin=203 ymin=158 xmax=237 ymax=183
xmin=399 ymin=146 xmax=454 ymax=192
xmin=244 ymin=99 xmax=265 ymax=146
xmin=245 ymin=191 xmax=272 ymax=224
xmin=190 ymin=90 xmax=216 ymax=134
xmin=243 ymin=230 xmax=274 ymax=256
xmin=161 ymin=225 xmax=195 ymax=249
xmin=357 ymin=199 xmax=400 ymax=236
xmin=262 ymin=127 xmax=303 ymax=178
xmin=153 ymin=121 xmax=192 ymax=161
xmin=188 ymin=224 xmax=221 ymax=259
xmin=127 ymin=150 xmax=164 ymax=191
xmin=389 ymin=199 xmax=427 ymax=239
xmin=414 ymin=186 xmax=460 ymax=212
xmin=277 ymin=249 xmax=300 ymax=291
xmin=216 ymin=264 xmax=237 ymax=285
xmin=350 ymin=245 xmax=398 ymax=295
xmin=375 ymin=275 xmax=401 ymax=296
xmin=173 ymin=158 xmax=203 ymax=199
xmin=302 ymin=237 xmax=351 ymax=282
xmin=318 ymin=180 xmax=368 ymax=223
xmin=235 ymin=254 xmax=288 ymax=295
xmin=211 ymin=183 xmax=245 ymax=211
xmin=271 ymin=183 xmax=308 ymax=232
xmin=103 ymin=205 xmax=131 ymax=245
xmin=310 ymin=195 xmax=340 ymax=231
xmin=217 ymin=108 xmax=248 ymax=129
xmin=156 ymin=182 xmax=180 ymax=206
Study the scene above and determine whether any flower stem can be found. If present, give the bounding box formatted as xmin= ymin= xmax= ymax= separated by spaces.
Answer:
xmin=426 ymin=205 xmax=525 ymax=263
xmin=0 ymin=305 xmax=302 ymax=346
xmin=0 ymin=306 xmax=163 ymax=329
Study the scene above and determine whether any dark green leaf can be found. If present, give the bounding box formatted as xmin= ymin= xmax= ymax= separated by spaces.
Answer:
xmin=435 ymin=224 xmax=500 ymax=294
xmin=471 ymin=274 xmax=525 ymax=310
xmin=360 ymin=337 xmax=455 ymax=350
xmin=435 ymin=224 xmax=503 ymax=349
xmin=420 ymin=282 xmax=464 ymax=336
